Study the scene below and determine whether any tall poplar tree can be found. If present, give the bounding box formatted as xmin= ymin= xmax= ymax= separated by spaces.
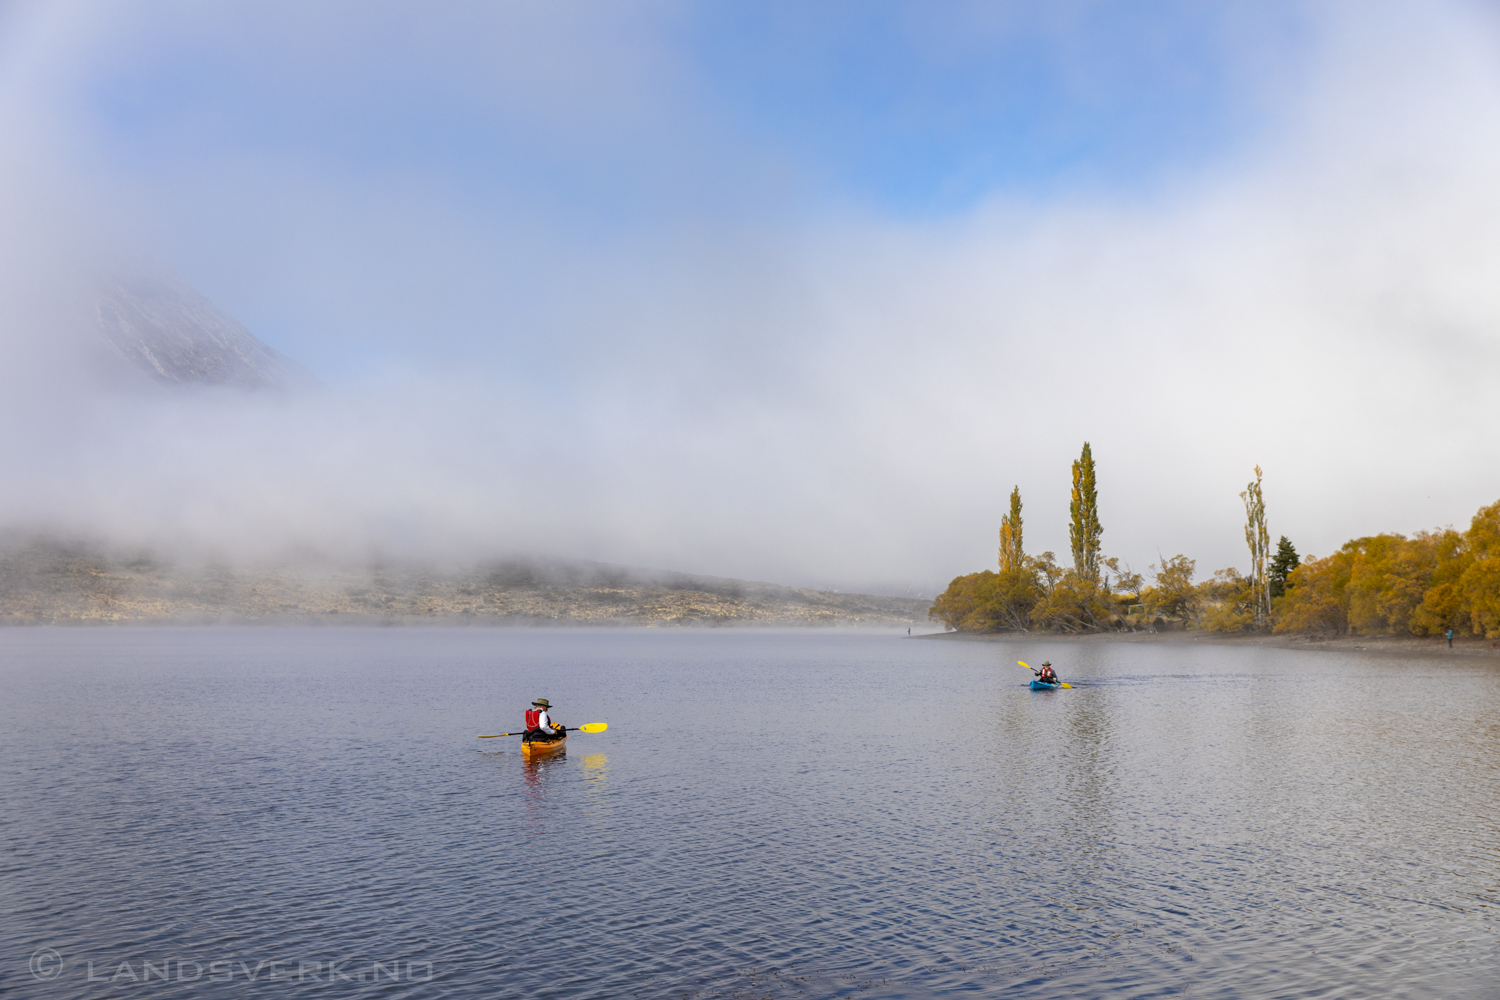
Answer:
xmin=1241 ymin=465 xmax=1271 ymax=626
xmin=999 ymin=486 xmax=1024 ymax=573
xmin=1069 ymin=443 xmax=1102 ymax=582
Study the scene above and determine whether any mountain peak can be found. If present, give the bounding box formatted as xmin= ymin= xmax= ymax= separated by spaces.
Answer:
xmin=94 ymin=277 xmax=317 ymax=391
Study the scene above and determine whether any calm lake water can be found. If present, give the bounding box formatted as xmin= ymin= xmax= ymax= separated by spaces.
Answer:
xmin=2 ymin=628 xmax=1496 ymax=999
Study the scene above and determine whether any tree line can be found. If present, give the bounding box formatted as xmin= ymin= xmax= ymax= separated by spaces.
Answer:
xmin=929 ymin=445 xmax=1500 ymax=639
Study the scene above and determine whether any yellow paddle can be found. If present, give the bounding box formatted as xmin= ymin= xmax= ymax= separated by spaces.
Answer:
xmin=479 ymin=722 xmax=608 ymax=738
xmin=1018 ymin=661 xmax=1072 ymax=688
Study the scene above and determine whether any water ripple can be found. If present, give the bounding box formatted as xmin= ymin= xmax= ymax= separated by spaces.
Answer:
xmin=2 ymin=629 xmax=1496 ymax=998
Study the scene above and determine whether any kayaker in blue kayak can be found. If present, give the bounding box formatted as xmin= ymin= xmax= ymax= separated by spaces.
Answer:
xmin=523 ymin=698 xmax=565 ymax=744
xmin=1036 ymin=662 xmax=1060 ymax=685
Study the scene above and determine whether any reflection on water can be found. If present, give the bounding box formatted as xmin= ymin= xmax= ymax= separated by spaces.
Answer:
xmin=581 ymin=753 xmax=610 ymax=834
xmin=1 ymin=628 xmax=1496 ymax=1000
xmin=518 ymin=746 xmax=568 ymax=842
xmin=581 ymin=752 xmax=608 ymax=792
xmin=521 ymin=749 xmax=568 ymax=785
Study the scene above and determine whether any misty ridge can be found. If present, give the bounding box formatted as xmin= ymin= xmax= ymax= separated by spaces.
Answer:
xmin=0 ymin=533 xmax=928 ymax=627
xmin=0 ymin=254 xmax=961 ymax=596
xmin=0 ymin=274 xmax=927 ymax=623
xmin=93 ymin=274 xmax=319 ymax=392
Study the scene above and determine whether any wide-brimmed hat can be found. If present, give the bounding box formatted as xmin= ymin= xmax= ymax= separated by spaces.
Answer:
xmin=532 ymin=698 xmax=552 ymax=708
xmin=1041 ymin=661 xmax=1051 ymax=667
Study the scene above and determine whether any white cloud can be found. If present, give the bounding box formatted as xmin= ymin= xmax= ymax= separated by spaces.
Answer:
xmin=2 ymin=1 xmax=1499 ymax=593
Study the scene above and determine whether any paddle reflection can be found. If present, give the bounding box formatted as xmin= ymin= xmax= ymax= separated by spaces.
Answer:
xmin=582 ymin=751 xmax=608 ymax=803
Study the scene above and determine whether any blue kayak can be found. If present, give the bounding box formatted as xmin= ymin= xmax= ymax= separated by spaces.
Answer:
xmin=1030 ymin=679 xmax=1062 ymax=690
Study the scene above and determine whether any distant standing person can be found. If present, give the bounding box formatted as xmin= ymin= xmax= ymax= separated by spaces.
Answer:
xmin=1447 ymin=628 xmax=1454 ymax=648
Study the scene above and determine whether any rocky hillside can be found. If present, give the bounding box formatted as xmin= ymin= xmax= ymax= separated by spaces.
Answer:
xmin=0 ymin=538 xmax=929 ymax=627
xmin=94 ymin=276 xmax=317 ymax=390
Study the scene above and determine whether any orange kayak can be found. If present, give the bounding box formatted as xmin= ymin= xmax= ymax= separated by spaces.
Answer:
xmin=521 ymin=735 xmax=566 ymax=757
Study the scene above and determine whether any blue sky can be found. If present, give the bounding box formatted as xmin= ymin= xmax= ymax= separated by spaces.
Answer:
xmin=52 ymin=1 xmax=1318 ymax=377
xmin=78 ymin=3 xmax=1309 ymax=223
xmin=685 ymin=2 xmax=1309 ymax=212
xmin=3 ymin=1 xmax=1500 ymax=590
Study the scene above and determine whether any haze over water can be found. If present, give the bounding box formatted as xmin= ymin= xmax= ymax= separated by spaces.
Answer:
xmin=3 ymin=629 xmax=1495 ymax=998
xmin=7 ymin=4 xmax=1500 ymax=591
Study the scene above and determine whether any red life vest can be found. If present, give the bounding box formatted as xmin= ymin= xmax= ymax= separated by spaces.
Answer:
xmin=525 ymin=708 xmax=541 ymax=729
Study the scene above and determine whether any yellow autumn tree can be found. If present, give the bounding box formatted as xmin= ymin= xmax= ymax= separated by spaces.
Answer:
xmin=929 ymin=571 xmax=1000 ymax=632
xmin=999 ymin=486 xmax=1024 ymax=573
xmin=1273 ymin=535 xmax=1433 ymax=636
xmin=931 ymin=487 xmax=1044 ymax=632
xmin=1029 ymin=570 xmax=1115 ymax=631
xmin=1271 ymin=506 xmax=1500 ymax=638
xmin=1197 ymin=567 xmax=1257 ymax=632
xmin=1459 ymin=500 xmax=1500 ymax=637
xmin=1143 ymin=554 xmax=1197 ymax=625
xmin=1408 ymin=529 xmax=1470 ymax=635
xmin=929 ymin=455 xmax=1500 ymax=638
xmin=1272 ymin=551 xmax=1351 ymax=635
xmin=1353 ymin=533 xmax=1453 ymax=633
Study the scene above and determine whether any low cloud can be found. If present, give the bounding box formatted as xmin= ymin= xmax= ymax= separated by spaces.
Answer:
xmin=2 ymin=2 xmax=1499 ymax=594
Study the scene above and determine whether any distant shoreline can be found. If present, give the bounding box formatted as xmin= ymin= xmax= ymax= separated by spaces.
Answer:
xmin=0 ymin=538 xmax=929 ymax=628
xmin=913 ymin=628 xmax=1500 ymax=659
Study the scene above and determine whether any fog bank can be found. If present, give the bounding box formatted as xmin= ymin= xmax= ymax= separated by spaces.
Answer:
xmin=2 ymin=2 xmax=1498 ymax=594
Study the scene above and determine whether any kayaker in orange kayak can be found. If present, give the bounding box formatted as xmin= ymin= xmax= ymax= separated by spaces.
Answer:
xmin=523 ymin=698 xmax=566 ymax=744
xmin=1036 ymin=662 xmax=1059 ymax=685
